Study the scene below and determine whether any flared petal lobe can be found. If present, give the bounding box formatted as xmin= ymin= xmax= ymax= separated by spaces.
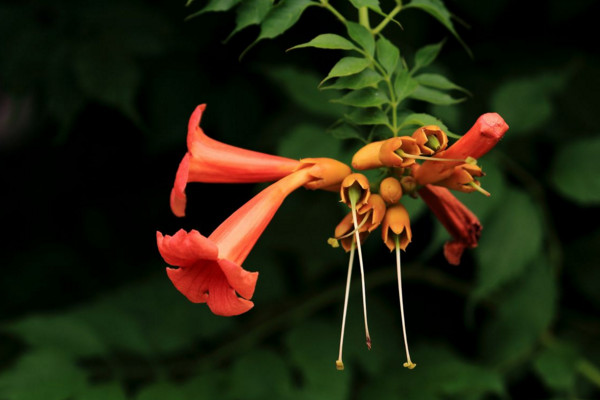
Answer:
xmin=418 ymin=184 xmax=482 ymax=265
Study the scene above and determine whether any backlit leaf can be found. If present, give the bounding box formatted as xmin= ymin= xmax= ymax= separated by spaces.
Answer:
xmin=322 ymin=57 xmax=371 ymax=84
xmin=332 ymin=88 xmax=389 ymax=107
xmin=346 ymin=22 xmax=375 ymax=56
xmin=409 ymin=85 xmax=466 ymax=105
xmin=289 ymin=34 xmax=358 ymax=51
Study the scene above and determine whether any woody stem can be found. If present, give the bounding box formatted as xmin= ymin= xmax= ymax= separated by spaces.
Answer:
xmin=396 ymin=235 xmax=416 ymax=369
xmin=336 ymin=241 xmax=356 ymax=371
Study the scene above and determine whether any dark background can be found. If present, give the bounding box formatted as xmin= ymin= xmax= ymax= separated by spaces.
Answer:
xmin=1 ymin=0 xmax=599 ymax=399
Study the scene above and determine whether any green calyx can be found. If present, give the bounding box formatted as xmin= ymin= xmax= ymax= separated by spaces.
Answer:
xmin=425 ymin=135 xmax=441 ymax=151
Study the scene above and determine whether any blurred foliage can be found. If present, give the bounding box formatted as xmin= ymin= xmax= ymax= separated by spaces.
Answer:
xmin=1 ymin=0 xmax=600 ymax=399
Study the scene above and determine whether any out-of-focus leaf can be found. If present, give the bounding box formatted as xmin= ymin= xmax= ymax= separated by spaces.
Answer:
xmin=394 ymin=69 xmax=419 ymax=101
xmin=289 ymin=33 xmax=358 ymax=51
xmin=227 ymin=0 xmax=272 ymax=39
xmin=346 ymin=22 xmax=375 ymax=56
xmin=549 ymin=136 xmax=600 ymax=205
xmin=473 ymin=189 xmax=543 ymax=299
xmin=251 ymin=0 xmax=313 ymax=46
xmin=397 ymin=112 xmax=453 ymax=136
xmin=376 ymin=37 xmax=399 ymax=75
xmin=5 ymin=315 xmax=106 ymax=358
xmin=264 ymin=65 xmax=344 ymax=118
xmin=404 ymin=0 xmax=469 ymax=56
xmin=74 ymin=384 xmax=127 ymax=400
xmin=285 ymin=321 xmax=351 ymax=400
xmin=411 ymin=41 xmax=444 ymax=73
xmin=329 ymin=124 xmax=366 ymax=142
xmin=409 ymin=86 xmax=465 ymax=105
xmin=322 ymin=69 xmax=382 ymax=90
xmin=481 ymin=259 xmax=557 ymax=366
xmin=228 ymin=349 xmax=293 ymax=399
xmin=0 ymin=350 xmax=87 ymax=400
xmin=135 ymin=381 xmax=187 ymax=400
xmin=415 ymin=73 xmax=469 ymax=94
xmin=278 ymin=124 xmax=344 ymax=160
xmin=332 ymin=88 xmax=389 ymax=107
xmin=322 ymin=57 xmax=372 ymax=84
xmin=349 ymin=0 xmax=382 ymax=13
xmin=187 ymin=0 xmax=242 ymax=19
xmin=533 ymin=341 xmax=579 ymax=392
xmin=490 ymin=73 xmax=567 ymax=135
xmin=346 ymin=108 xmax=390 ymax=126
xmin=565 ymin=229 xmax=600 ymax=308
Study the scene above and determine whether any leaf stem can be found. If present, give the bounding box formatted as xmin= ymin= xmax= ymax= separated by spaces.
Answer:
xmin=318 ymin=1 xmax=347 ymax=24
xmin=358 ymin=7 xmax=371 ymax=29
xmin=372 ymin=2 xmax=402 ymax=35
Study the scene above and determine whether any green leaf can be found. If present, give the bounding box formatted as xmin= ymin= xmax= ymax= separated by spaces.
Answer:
xmin=550 ymin=136 xmax=600 ymax=205
xmin=0 ymin=350 xmax=87 ymax=400
xmin=74 ymin=384 xmax=127 ymax=400
xmin=346 ymin=22 xmax=375 ymax=56
xmin=409 ymin=85 xmax=466 ymax=105
xmin=481 ymin=259 xmax=557 ymax=366
xmin=411 ymin=41 xmax=444 ymax=73
xmin=404 ymin=0 xmax=470 ymax=56
xmin=321 ymin=69 xmax=382 ymax=90
xmin=135 ymin=382 xmax=187 ymax=400
xmin=474 ymin=189 xmax=544 ymax=299
xmin=227 ymin=0 xmax=272 ymax=40
xmin=322 ymin=57 xmax=371 ymax=84
xmin=329 ymin=124 xmax=366 ymax=142
xmin=187 ymin=0 xmax=242 ymax=19
xmin=264 ymin=65 xmax=344 ymax=118
xmin=346 ymin=108 xmax=390 ymax=126
xmin=491 ymin=73 xmax=567 ymax=135
xmin=278 ymin=124 xmax=344 ymax=160
xmin=251 ymin=0 xmax=313 ymax=45
xmin=348 ymin=0 xmax=382 ymax=13
xmin=228 ymin=350 xmax=293 ymax=399
xmin=397 ymin=112 xmax=453 ymax=136
xmin=533 ymin=341 xmax=579 ymax=392
xmin=375 ymin=37 xmax=399 ymax=75
xmin=332 ymin=88 xmax=389 ymax=107
xmin=394 ymin=69 xmax=419 ymax=100
xmin=289 ymin=33 xmax=358 ymax=51
xmin=415 ymin=73 xmax=469 ymax=93
xmin=5 ymin=315 xmax=107 ymax=358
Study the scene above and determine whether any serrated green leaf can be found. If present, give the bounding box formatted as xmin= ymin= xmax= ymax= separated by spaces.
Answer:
xmin=409 ymin=85 xmax=465 ymax=105
xmin=474 ymin=189 xmax=543 ymax=299
xmin=349 ymin=0 xmax=382 ymax=12
xmin=5 ymin=315 xmax=107 ymax=358
xmin=265 ymin=65 xmax=344 ymax=118
xmin=187 ymin=0 xmax=242 ymax=19
xmin=346 ymin=21 xmax=375 ymax=56
xmin=227 ymin=0 xmax=272 ymax=40
xmin=394 ymin=69 xmax=419 ymax=100
xmin=397 ymin=112 xmax=453 ymax=137
xmin=289 ymin=33 xmax=358 ymax=51
xmin=322 ymin=69 xmax=382 ymax=90
xmin=346 ymin=108 xmax=390 ymax=126
xmin=405 ymin=0 xmax=470 ymax=56
xmin=415 ymin=73 xmax=469 ymax=93
xmin=411 ymin=41 xmax=444 ymax=73
xmin=322 ymin=57 xmax=371 ymax=84
xmin=332 ymin=88 xmax=389 ymax=107
xmin=252 ymin=0 xmax=313 ymax=44
xmin=533 ymin=342 xmax=579 ymax=392
xmin=0 ymin=350 xmax=87 ymax=400
xmin=550 ymin=136 xmax=600 ymax=205
xmin=329 ymin=124 xmax=366 ymax=141
xmin=375 ymin=37 xmax=399 ymax=75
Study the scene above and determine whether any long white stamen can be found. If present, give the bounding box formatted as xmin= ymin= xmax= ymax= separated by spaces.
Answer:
xmin=352 ymin=205 xmax=371 ymax=350
xmin=336 ymin=241 xmax=355 ymax=371
xmin=396 ymin=237 xmax=416 ymax=369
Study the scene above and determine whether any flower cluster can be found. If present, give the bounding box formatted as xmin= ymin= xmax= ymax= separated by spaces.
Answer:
xmin=157 ymin=104 xmax=508 ymax=369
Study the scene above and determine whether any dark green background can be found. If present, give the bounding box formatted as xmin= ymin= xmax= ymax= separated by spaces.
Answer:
xmin=1 ymin=0 xmax=599 ymax=399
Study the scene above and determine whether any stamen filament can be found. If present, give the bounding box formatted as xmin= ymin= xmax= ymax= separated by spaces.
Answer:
xmin=467 ymin=181 xmax=491 ymax=196
xmin=395 ymin=235 xmax=416 ymax=369
xmin=396 ymin=149 xmax=467 ymax=163
xmin=336 ymin=241 xmax=356 ymax=371
xmin=336 ymin=210 xmax=372 ymax=240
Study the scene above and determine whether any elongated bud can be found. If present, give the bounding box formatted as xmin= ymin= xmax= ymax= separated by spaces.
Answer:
xmin=351 ymin=141 xmax=385 ymax=170
xmin=436 ymin=163 xmax=489 ymax=195
xmin=379 ymin=177 xmax=403 ymax=204
xmin=382 ymin=204 xmax=412 ymax=251
xmin=340 ymin=173 xmax=370 ymax=208
xmin=379 ymin=136 xmax=421 ymax=168
xmin=358 ymin=194 xmax=386 ymax=232
xmin=300 ymin=158 xmax=352 ymax=191
xmin=412 ymin=125 xmax=448 ymax=155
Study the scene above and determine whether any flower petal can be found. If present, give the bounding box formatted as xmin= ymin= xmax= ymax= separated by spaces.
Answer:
xmin=218 ymin=258 xmax=258 ymax=300
xmin=156 ymin=229 xmax=218 ymax=268
xmin=170 ymin=153 xmax=191 ymax=217
xmin=206 ymin=272 xmax=255 ymax=316
xmin=166 ymin=259 xmax=214 ymax=303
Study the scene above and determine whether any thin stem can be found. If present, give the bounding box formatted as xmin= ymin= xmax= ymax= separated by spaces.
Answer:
xmin=396 ymin=236 xmax=416 ymax=369
xmin=318 ymin=1 xmax=347 ymax=24
xmin=358 ymin=7 xmax=371 ymax=29
xmin=351 ymin=204 xmax=372 ymax=349
xmin=467 ymin=181 xmax=491 ymax=197
xmin=577 ymin=359 xmax=600 ymax=389
xmin=336 ymin=241 xmax=356 ymax=370
xmin=372 ymin=3 xmax=402 ymax=35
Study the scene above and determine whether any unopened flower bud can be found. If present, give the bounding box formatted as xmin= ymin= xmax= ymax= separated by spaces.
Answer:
xmin=381 ymin=203 xmax=412 ymax=251
xmin=379 ymin=177 xmax=403 ymax=204
xmin=351 ymin=141 xmax=385 ymax=170
xmin=400 ymin=176 xmax=417 ymax=195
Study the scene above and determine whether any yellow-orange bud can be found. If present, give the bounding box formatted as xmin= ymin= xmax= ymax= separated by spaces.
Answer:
xmin=340 ymin=173 xmax=370 ymax=208
xmin=412 ymin=125 xmax=448 ymax=155
xmin=379 ymin=177 xmax=403 ymax=204
xmin=381 ymin=203 xmax=412 ymax=251
xmin=351 ymin=141 xmax=385 ymax=170
xmin=300 ymin=157 xmax=352 ymax=191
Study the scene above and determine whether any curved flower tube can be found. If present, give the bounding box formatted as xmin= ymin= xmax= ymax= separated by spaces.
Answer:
xmin=171 ymin=104 xmax=303 ymax=217
xmin=414 ymin=113 xmax=509 ymax=186
xmin=158 ymin=167 xmax=316 ymax=316
xmin=418 ymin=184 xmax=482 ymax=265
